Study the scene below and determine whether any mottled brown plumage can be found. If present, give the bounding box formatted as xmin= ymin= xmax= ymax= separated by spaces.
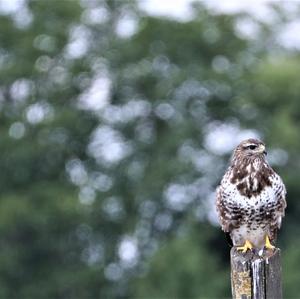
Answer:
xmin=216 ymin=139 xmax=287 ymax=250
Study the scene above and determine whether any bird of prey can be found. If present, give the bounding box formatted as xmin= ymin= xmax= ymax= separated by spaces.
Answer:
xmin=216 ymin=138 xmax=287 ymax=252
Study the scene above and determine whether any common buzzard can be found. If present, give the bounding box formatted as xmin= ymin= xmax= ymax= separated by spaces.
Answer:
xmin=216 ymin=138 xmax=286 ymax=252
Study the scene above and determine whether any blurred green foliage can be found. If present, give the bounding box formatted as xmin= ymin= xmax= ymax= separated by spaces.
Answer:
xmin=0 ymin=0 xmax=300 ymax=298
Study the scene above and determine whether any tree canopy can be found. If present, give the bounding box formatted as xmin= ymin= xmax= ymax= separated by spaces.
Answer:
xmin=0 ymin=0 xmax=300 ymax=298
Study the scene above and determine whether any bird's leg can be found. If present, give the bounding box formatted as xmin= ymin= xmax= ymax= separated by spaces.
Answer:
xmin=236 ymin=240 xmax=253 ymax=253
xmin=264 ymin=235 xmax=275 ymax=250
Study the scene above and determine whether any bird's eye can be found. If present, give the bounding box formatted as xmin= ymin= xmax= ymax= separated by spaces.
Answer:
xmin=248 ymin=145 xmax=257 ymax=150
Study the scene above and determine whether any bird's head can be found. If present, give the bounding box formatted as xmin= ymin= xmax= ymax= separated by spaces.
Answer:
xmin=233 ymin=138 xmax=267 ymax=162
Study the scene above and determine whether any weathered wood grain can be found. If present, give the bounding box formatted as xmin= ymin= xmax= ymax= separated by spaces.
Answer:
xmin=230 ymin=248 xmax=282 ymax=299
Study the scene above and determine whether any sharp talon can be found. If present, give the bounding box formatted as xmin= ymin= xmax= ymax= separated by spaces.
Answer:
xmin=236 ymin=240 xmax=253 ymax=253
xmin=265 ymin=235 xmax=275 ymax=250
xmin=236 ymin=246 xmax=248 ymax=253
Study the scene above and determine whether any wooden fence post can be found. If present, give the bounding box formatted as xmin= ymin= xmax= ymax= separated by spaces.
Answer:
xmin=230 ymin=247 xmax=282 ymax=299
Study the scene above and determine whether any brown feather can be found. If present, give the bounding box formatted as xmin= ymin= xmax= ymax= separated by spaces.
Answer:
xmin=215 ymin=138 xmax=287 ymax=248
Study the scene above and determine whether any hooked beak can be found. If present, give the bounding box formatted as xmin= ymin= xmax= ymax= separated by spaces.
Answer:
xmin=258 ymin=144 xmax=267 ymax=155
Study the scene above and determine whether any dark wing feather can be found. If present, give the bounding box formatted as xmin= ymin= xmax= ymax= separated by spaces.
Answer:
xmin=216 ymin=180 xmax=242 ymax=233
xmin=269 ymin=174 xmax=287 ymax=243
xmin=216 ymin=186 xmax=233 ymax=247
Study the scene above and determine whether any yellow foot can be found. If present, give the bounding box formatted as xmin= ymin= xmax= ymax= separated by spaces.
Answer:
xmin=236 ymin=240 xmax=253 ymax=253
xmin=265 ymin=235 xmax=275 ymax=250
